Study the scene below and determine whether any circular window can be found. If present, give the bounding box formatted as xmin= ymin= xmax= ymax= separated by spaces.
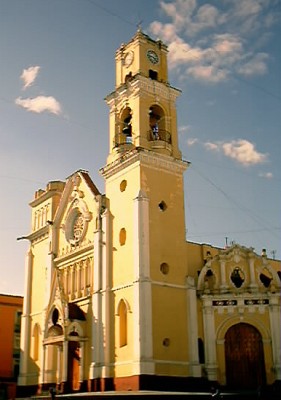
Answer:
xmin=158 ymin=201 xmax=167 ymax=211
xmin=160 ymin=262 xmax=169 ymax=275
xmin=120 ymin=180 xmax=127 ymax=192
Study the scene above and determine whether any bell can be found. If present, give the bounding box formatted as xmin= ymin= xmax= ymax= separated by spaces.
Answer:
xmin=122 ymin=126 xmax=131 ymax=135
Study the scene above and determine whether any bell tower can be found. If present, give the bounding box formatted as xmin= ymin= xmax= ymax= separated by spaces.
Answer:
xmin=105 ymin=29 xmax=182 ymax=164
xmin=100 ymin=30 xmax=190 ymax=384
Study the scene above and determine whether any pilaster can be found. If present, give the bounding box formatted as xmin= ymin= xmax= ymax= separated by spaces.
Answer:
xmin=186 ymin=276 xmax=201 ymax=377
xmin=269 ymin=295 xmax=281 ymax=380
xmin=18 ymin=248 xmax=33 ymax=385
xmin=202 ymin=297 xmax=218 ymax=381
xmin=133 ymin=190 xmax=154 ymax=375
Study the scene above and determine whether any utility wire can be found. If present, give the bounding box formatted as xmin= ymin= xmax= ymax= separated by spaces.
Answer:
xmin=84 ymin=0 xmax=138 ymax=28
xmin=189 ymin=164 xmax=280 ymax=240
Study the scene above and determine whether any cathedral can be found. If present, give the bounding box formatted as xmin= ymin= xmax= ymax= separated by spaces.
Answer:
xmin=18 ymin=30 xmax=281 ymax=396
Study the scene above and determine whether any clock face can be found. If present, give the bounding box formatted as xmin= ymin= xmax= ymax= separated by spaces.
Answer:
xmin=147 ymin=49 xmax=159 ymax=65
xmin=124 ymin=51 xmax=134 ymax=67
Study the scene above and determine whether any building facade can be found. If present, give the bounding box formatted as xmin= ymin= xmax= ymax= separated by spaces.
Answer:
xmin=18 ymin=30 xmax=281 ymax=396
xmin=0 ymin=294 xmax=23 ymax=399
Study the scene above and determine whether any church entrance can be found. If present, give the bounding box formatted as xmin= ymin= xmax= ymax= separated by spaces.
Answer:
xmin=67 ymin=335 xmax=80 ymax=391
xmin=225 ymin=323 xmax=266 ymax=389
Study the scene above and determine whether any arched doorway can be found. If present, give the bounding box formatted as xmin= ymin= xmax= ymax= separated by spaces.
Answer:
xmin=67 ymin=332 xmax=80 ymax=391
xmin=225 ymin=323 xmax=266 ymax=389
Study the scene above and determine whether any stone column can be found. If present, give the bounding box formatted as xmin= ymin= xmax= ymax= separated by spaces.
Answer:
xmin=269 ymin=295 xmax=281 ymax=380
xmin=45 ymin=248 xmax=53 ymax=307
xmin=202 ymin=297 xmax=218 ymax=381
xmin=219 ymin=257 xmax=228 ymax=293
xmin=186 ymin=276 xmax=201 ymax=377
xmin=18 ymin=248 xmax=33 ymax=385
xmin=62 ymin=341 xmax=68 ymax=385
xmin=56 ymin=345 xmax=62 ymax=385
xmin=38 ymin=345 xmax=46 ymax=389
xmin=89 ymin=214 xmax=103 ymax=382
xmin=101 ymin=208 xmax=112 ymax=379
xmin=79 ymin=341 xmax=84 ymax=383
xmin=133 ymin=190 xmax=154 ymax=375
xmin=248 ymin=256 xmax=258 ymax=291
xmin=77 ymin=262 xmax=81 ymax=298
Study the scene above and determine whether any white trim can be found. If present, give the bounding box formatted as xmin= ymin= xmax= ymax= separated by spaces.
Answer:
xmin=133 ymin=190 xmax=154 ymax=375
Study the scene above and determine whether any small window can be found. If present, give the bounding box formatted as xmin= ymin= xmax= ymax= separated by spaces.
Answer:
xmin=119 ymin=228 xmax=126 ymax=246
xmin=149 ymin=69 xmax=158 ymax=80
xmin=118 ymin=300 xmax=128 ymax=347
xmin=120 ymin=180 xmax=127 ymax=192
xmin=33 ymin=324 xmax=40 ymax=361
xmin=160 ymin=262 xmax=169 ymax=275
xmin=14 ymin=311 xmax=22 ymax=333
xmin=259 ymin=268 xmax=272 ymax=288
xmin=198 ymin=338 xmax=205 ymax=364
xmin=52 ymin=308 xmax=59 ymax=325
xmin=158 ymin=201 xmax=167 ymax=211
xmin=231 ymin=267 xmax=245 ymax=288
xmin=162 ymin=338 xmax=170 ymax=346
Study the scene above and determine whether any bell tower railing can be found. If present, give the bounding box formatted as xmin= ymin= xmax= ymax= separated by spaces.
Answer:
xmin=147 ymin=129 xmax=171 ymax=143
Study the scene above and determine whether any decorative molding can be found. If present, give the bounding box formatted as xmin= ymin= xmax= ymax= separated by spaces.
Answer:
xmin=106 ymin=75 xmax=181 ymax=111
xmin=100 ymin=148 xmax=188 ymax=179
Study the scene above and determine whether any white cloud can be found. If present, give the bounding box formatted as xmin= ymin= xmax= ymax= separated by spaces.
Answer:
xmin=187 ymin=64 xmax=228 ymax=83
xmin=237 ymin=53 xmax=268 ymax=76
xmin=178 ymin=125 xmax=189 ymax=133
xmin=204 ymin=141 xmax=220 ymax=151
xmin=20 ymin=66 xmax=40 ymax=90
xmin=259 ymin=172 xmax=273 ymax=179
xmin=187 ymin=137 xmax=198 ymax=146
xmin=222 ymin=140 xmax=267 ymax=165
xmin=204 ymin=139 xmax=267 ymax=166
xmin=15 ymin=96 xmax=62 ymax=115
xmin=149 ymin=0 xmax=279 ymax=84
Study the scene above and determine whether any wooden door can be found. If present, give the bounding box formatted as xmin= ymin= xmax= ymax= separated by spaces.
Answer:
xmin=225 ymin=323 xmax=266 ymax=389
xmin=67 ymin=340 xmax=80 ymax=391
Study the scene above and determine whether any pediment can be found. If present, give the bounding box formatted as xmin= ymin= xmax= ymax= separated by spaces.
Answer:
xmin=197 ymin=244 xmax=281 ymax=295
xmin=52 ymin=170 xmax=103 ymax=257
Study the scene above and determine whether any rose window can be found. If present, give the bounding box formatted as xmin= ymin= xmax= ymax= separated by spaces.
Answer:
xmin=73 ymin=213 xmax=84 ymax=241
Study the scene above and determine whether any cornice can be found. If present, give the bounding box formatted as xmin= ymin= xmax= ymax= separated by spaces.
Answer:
xmin=29 ymin=189 xmax=62 ymax=208
xmin=27 ymin=226 xmax=49 ymax=244
xmin=105 ymin=75 xmax=181 ymax=109
xmin=55 ymin=242 xmax=94 ymax=267
xmin=100 ymin=148 xmax=189 ymax=180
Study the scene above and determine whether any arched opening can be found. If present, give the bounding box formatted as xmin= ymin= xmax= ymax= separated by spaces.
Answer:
xmin=225 ymin=323 xmax=266 ymax=389
xmin=204 ymin=269 xmax=216 ymax=291
xmin=32 ymin=323 xmax=40 ymax=361
xmin=198 ymin=338 xmax=205 ymax=364
xmin=259 ymin=267 xmax=273 ymax=288
xmin=148 ymin=105 xmax=170 ymax=143
xmin=118 ymin=299 xmax=128 ymax=347
xmin=115 ymin=107 xmax=132 ymax=147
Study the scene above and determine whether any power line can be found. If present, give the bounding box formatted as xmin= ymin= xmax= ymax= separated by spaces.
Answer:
xmin=187 ymin=227 xmax=280 ymax=238
xmin=189 ymin=165 xmax=280 ymax=240
xmin=84 ymin=0 xmax=138 ymax=28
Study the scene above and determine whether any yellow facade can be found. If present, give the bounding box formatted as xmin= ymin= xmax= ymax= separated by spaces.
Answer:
xmin=18 ymin=30 xmax=281 ymax=396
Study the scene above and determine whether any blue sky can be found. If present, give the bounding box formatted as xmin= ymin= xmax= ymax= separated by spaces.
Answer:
xmin=0 ymin=0 xmax=280 ymax=295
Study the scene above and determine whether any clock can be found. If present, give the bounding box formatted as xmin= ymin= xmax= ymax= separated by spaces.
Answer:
xmin=147 ymin=49 xmax=159 ymax=64
xmin=124 ymin=51 xmax=134 ymax=67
